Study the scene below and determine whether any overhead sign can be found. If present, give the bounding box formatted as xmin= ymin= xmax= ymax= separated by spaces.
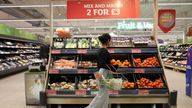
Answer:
xmin=158 ymin=9 xmax=176 ymax=33
xmin=67 ymin=0 xmax=140 ymax=19
xmin=117 ymin=21 xmax=153 ymax=30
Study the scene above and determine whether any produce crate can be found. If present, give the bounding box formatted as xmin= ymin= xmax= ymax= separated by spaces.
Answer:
xmin=77 ymin=75 xmax=98 ymax=90
xmin=135 ymin=74 xmax=168 ymax=94
xmin=48 ymin=74 xmax=77 ymax=90
xmin=78 ymin=38 xmax=90 ymax=49
xmin=77 ymin=54 xmax=97 ymax=69
xmin=121 ymin=74 xmax=137 ymax=89
xmin=111 ymin=54 xmax=133 ymax=67
xmin=65 ymin=38 xmax=78 ymax=49
xmin=52 ymin=56 xmax=78 ymax=69
xmin=132 ymin=54 xmax=162 ymax=68
xmin=52 ymin=38 xmax=65 ymax=49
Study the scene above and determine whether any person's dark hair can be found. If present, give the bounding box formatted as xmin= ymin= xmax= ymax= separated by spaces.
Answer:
xmin=98 ymin=33 xmax=111 ymax=45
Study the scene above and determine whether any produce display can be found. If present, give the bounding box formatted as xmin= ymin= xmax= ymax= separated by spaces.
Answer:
xmin=137 ymin=78 xmax=164 ymax=88
xmin=111 ymin=37 xmax=131 ymax=47
xmin=49 ymin=82 xmax=75 ymax=90
xmin=53 ymin=38 xmax=64 ymax=49
xmin=133 ymin=56 xmax=160 ymax=67
xmin=91 ymin=38 xmax=101 ymax=48
xmin=0 ymin=38 xmax=41 ymax=75
xmin=122 ymin=81 xmax=135 ymax=88
xmin=46 ymin=35 xmax=169 ymax=106
xmin=65 ymin=39 xmax=77 ymax=48
xmin=160 ymin=44 xmax=189 ymax=71
xmin=78 ymin=38 xmax=90 ymax=48
xmin=78 ymin=61 xmax=97 ymax=68
xmin=78 ymin=79 xmax=98 ymax=90
xmin=111 ymin=59 xmax=131 ymax=67
xmin=132 ymin=37 xmax=156 ymax=47
xmin=53 ymin=59 xmax=77 ymax=69
xmin=56 ymin=28 xmax=71 ymax=39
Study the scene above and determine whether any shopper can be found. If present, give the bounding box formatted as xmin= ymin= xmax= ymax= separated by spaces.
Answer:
xmin=86 ymin=33 xmax=115 ymax=108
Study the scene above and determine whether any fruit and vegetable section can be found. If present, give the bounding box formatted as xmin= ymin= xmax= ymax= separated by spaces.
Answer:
xmin=0 ymin=37 xmax=40 ymax=77
xmin=46 ymin=36 xmax=169 ymax=100
xmin=160 ymin=44 xmax=189 ymax=71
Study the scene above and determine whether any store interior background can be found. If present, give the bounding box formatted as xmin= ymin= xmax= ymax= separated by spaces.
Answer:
xmin=0 ymin=0 xmax=192 ymax=108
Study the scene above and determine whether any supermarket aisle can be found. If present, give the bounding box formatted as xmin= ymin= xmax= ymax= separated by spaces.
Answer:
xmin=164 ymin=69 xmax=192 ymax=108
xmin=0 ymin=72 xmax=38 ymax=108
xmin=0 ymin=69 xmax=192 ymax=108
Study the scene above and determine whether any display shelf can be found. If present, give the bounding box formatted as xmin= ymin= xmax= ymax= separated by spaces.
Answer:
xmin=163 ymin=64 xmax=186 ymax=71
xmin=51 ymin=48 xmax=158 ymax=54
xmin=0 ymin=52 xmax=39 ymax=55
xmin=0 ymin=36 xmax=42 ymax=77
xmin=43 ymin=35 xmax=172 ymax=107
xmin=0 ymin=45 xmax=40 ymax=49
xmin=0 ymin=65 xmax=28 ymax=77
xmin=49 ymin=68 xmax=163 ymax=74
xmin=46 ymin=89 xmax=168 ymax=96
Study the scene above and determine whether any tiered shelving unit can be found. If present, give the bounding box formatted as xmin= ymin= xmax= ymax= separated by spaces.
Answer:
xmin=160 ymin=44 xmax=189 ymax=72
xmin=0 ymin=37 xmax=41 ymax=77
xmin=42 ymin=36 xmax=175 ymax=108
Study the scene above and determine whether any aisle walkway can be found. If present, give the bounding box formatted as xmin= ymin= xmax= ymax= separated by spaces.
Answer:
xmin=0 ymin=72 xmax=37 ymax=108
xmin=164 ymin=69 xmax=192 ymax=108
xmin=0 ymin=69 xmax=192 ymax=108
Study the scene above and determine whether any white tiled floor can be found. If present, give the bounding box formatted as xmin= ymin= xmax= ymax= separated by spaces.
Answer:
xmin=0 ymin=69 xmax=192 ymax=108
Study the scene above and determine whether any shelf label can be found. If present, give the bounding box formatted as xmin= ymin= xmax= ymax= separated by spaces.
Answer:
xmin=49 ymin=69 xmax=59 ymax=74
xmin=51 ymin=50 xmax=61 ymax=54
xmin=109 ymin=90 xmax=119 ymax=95
xmin=47 ymin=90 xmax=56 ymax=94
xmin=135 ymin=69 xmax=145 ymax=73
xmin=78 ymin=69 xmax=88 ymax=74
xmin=75 ymin=90 xmax=86 ymax=95
xmin=138 ymin=90 xmax=149 ymax=94
xmin=131 ymin=49 xmax=141 ymax=53
xmin=108 ymin=49 xmax=115 ymax=53
xmin=77 ymin=50 xmax=87 ymax=54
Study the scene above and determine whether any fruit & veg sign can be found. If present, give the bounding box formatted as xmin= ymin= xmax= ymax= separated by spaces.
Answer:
xmin=67 ymin=0 xmax=140 ymax=19
xmin=158 ymin=9 xmax=176 ymax=33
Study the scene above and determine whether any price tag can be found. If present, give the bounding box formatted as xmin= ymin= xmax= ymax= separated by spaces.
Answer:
xmin=51 ymin=50 xmax=61 ymax=54
xmin=77 ymin=50 xmax=87 ymax=54
xmin=49 ymin=69 xmax=59 ymax=74
xmin=138 ymin=90 xmax=149 ymax=94
xmin=131 ymin=49 xmax=141 ymax=53
xmin=135 ymin=69 xmax=145 ymax=73
xmin=75 ymin=90 xmax=86 ymax=95
xmin=109 ymin=90 xmax=119 ymax=95
xmin=108 ymin=49 xmax=115 ymax=53
xmin=78 ymin=69 xmax=88 ymax=74
xmin=47 ymin=90 xmax=56 ymax=94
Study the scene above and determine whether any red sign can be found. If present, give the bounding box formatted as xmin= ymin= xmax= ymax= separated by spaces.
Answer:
xmin=78 ymin=69 xmax=88 ymax=74
xmin=51 ymin=50 xmax=61 ymax=54
xmin=131 ymin=49 xmax=141 ymax=53
xmin=77 ymin=50 xmax=87 ymax=54
xmin=67 ymin=0 xmax=140 ymax=19
xmin=158 ymin=9 xmax=176 ymax=33
xmin=138 ymin=90 xmax=149 ymax=94
xmin=75 ymin=90 xmax=87 ymax=95
xmin=135 ymin=69 xmax=145 ymax=73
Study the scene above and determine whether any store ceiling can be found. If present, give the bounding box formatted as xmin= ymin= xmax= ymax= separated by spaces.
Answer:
xmin=0 ymin=0 xmax=191 ymax=37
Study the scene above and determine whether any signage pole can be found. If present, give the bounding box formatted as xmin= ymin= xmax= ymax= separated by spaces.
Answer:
xmin=153 ymin=0 xmax=158 ymax=41
xmin=45 ymin=3 xmax=54 ymax=90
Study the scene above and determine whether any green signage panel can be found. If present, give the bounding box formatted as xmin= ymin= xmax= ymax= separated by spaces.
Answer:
xmin=0 ymin=24 xmax=38 ymax=41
